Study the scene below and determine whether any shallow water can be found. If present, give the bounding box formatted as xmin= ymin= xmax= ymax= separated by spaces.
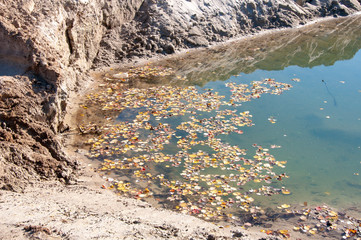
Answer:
xmin=79 ymin=16 xmax=361 ymax=227
xmin=204 ymin=59 xmax=361 ymax=209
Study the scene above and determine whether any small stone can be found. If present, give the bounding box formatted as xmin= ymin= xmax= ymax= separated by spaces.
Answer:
xmin=232 ymin=232 xmax=244 ymax=237
xmin=113 ymin=72 xmax=129 ymax=79
xmin=163 ymin=44 xmax=175 ymax=54
xmin=207 ymin=235 xmax=215 ymax=240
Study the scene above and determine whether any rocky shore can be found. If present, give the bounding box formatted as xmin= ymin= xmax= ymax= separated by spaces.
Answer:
xmin=1 ymin=0 xmax=361 ymax=239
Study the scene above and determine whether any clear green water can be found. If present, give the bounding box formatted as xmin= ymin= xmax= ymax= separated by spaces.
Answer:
xmin=82 ymin=16 xmax=361 ymax=220
xmin=203 ymin=54 xmax=361 ymax=209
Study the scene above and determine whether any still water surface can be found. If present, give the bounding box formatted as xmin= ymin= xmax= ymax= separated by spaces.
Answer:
xmin=81 ymin=15 xmax=361 ymax=220
xmin=155 ymin=15 xmax=361 ymax=210
xmin=204 ymin=54 xmax=361 ymax=209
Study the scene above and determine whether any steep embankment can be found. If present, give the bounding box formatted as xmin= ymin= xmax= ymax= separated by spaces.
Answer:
xmin=0 ymin=0 xmax=360 ymax=206
xmin=0 ymin=0 xmax=144 ymax=190
xmin=95 ymin=0 xmax=361 ymax=65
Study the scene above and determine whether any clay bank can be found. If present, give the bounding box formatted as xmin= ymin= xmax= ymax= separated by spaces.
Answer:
xmin=1 ymin=0 xmax=361 ymax=239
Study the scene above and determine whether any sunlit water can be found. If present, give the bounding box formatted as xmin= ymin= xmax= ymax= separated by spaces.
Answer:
xmin=114 ymin=56 xmax=361 ymax=210
xmin=203 ymin=54 xmax=361 ymax=209
xmin=79 ymin=15 xmax=361 ymax=222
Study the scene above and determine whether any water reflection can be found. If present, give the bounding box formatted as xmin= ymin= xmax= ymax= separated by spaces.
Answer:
xmin=149 ymin=15 xmax=361 ymax=86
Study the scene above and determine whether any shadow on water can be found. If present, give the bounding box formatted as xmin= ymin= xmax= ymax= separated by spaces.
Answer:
xmin=311 ymin=127 xmax=361 ymax=146
xmin=322 ymin=79 xmax=337 ymax=106
xmin=344 ymin=180 xmax=361 ymax=190
xmin=143 ymin=15 xmax=361 ymax=86
xmin=302 ymin=113 xmax=325 ymax=127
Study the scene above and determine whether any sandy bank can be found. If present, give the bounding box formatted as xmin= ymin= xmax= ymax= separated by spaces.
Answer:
xmin=0 ymin=152 xmax=270 ymax=240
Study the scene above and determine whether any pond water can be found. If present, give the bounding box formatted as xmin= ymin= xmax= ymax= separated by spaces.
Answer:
xmin=77 ymin=15 xmax=361 ymax=231
xmin=203 ymin=54 xmax=361 ymax=209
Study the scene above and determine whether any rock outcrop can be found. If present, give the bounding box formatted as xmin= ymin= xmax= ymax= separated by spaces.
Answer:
xmin=0 ymin=0 xmax=361 ymax=190
xmin=95 ymin=0 xmax=361 ymax=65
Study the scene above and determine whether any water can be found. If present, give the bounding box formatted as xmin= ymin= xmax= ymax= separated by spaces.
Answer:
xmin=79 ymin=15 xmax=361 ymax=224
xmin=205 ymin=59 xmax=361 ymax=209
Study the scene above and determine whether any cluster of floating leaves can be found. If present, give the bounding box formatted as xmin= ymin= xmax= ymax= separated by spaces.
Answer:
xmin=104 ymin=65 xmax=175 ymax=82
xmin=260 ymin=205 xmax=361 ymax=239
xmin=78 ymin=66 xmax=361 ymax=239
xmin=80 ymin=67 xmax=296 ymax=223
